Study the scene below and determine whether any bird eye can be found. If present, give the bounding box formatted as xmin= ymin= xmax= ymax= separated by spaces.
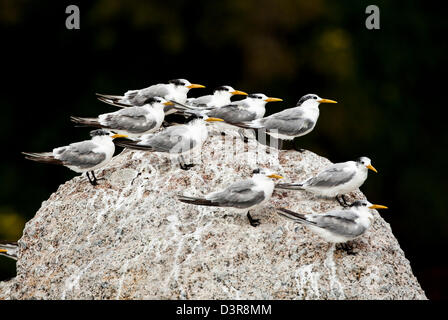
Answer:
xmin=313 ymin=96 xmax=317 ymax=99
xmin=363 ymin=203 xmax=367 ymax=206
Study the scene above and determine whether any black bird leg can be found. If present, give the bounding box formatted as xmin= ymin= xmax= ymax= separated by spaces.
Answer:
xmin=336 ymin=242 xmax=357 ymax=255
xmin=86 ymin=172 xmax=98 ymax=186
xmin=91 ymin=171 xmax=105 ymax=182
xmin=179 ymin=156 xmax=195 ymax=171
xmin=336 ymin=195 xmax=350 ymax=207
xmin=247 ymin=211 xmax=260 ymax=227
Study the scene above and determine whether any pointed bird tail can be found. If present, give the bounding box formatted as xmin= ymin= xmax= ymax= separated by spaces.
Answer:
xmin=231 ymin=120 xmax=261 ymax=130
xmin=276 ymin=208 xmax=313 ymax=225
xmin=275 ymin=182 xmax=304 ymax=190
xmin=22 ymin=152 xmax=64 ymax=165
xmin=113 ymin=138 xmax=154 ymax=152
xmin=177 ymin=195 xmax=218 ymax=207
xmin=95 ymin=93 xmax=132 ymax=108
xmin=70 ymin=116 xmax=103 ymax=128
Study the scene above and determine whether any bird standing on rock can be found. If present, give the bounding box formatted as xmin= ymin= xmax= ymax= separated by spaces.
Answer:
xmin=277 ymin=200 xmax=388 ymax=253
xmin=70 ymin=97 xmax=173 ymax=137
xmin=22 ymin=129 xmax=127 ymax=186
xmin=276 ymin=157 xmax=377 ymax=206
xmin=178 ymin=168 xmax=284 ymax=227
xmin=96 ymin=78 xmax=206 ymax=111
xmin=186 ymin=85 xmax=248 ymax=108
xmin=232 ymin=94 xmax=337 ymax=150
xmin=113 ymin=116 xmax=224 ymax=170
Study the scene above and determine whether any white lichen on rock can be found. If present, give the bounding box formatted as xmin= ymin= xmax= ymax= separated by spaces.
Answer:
xmin=0 ymin=129 xmax=426 ymax=299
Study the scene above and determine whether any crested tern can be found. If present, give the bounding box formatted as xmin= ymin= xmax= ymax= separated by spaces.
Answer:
xmin=233 ymin=94 xmax=337 ymax=147
xmin=186 ymin=85 xmax=248 ymax=108
xmin=277 ymin=200 xmax=388 ymax=251
xmin=113 ymin=116 xmax=224 ymax=170
xmin=178 ymin=168 xmax=284 ymax=227
xmin=276 ymin=157 xmax=377 ymax=206
xmin=22 ymin=129 xmax=127 ymax=185
xmin=70 ymin=97 xmax=172 ymax=137
xmin=96 ymin=78 xmax=206 ymax=111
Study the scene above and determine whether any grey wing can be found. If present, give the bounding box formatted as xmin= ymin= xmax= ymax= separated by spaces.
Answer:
xmin=260 ymin=107 xmax=314 ymax=135
xmin=127 ymin=84 xmax=170 ymax=105
xmin=103 ymin=108 xmax=157 ymax=134
xmin=208 ymin=180 xmax=266 ymax=208
xmin=207 ymin=105 xmax=257 ymax=123
xmin=313 ymin=210 xmax=367 ymax=237
xmin=141 ymin=126 xmax=197 ymax=153
xmin=190 ymin=95 xmax=213 ymax=107
xmin=55 ymin=141 xmax=106 ymax=169
xmin=305 ymin=163 xmax=355 ymax=188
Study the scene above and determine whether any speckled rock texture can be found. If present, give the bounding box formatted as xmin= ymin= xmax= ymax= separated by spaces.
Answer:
xmin=0 ymin=129 xmax=426 ymax=299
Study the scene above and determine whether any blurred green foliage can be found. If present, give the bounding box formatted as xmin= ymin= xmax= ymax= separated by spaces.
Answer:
xmin=0 ymin=0 xmax=446 ymax=298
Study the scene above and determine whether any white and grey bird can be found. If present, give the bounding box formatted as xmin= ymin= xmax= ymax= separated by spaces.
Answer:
xmin=113 ymin=116 xmax=224 ymax=170
xmin=277 ymin=200 xmax=388 ymax=244
xmin=178 ymin=168 xmax=284 ymax=227
xmin=22 ymin=129 xmax=127 ymax=185
xmin=0 ymin=241 xmax=18 ymax=260
xmin=233 ymin=94 xmax=337 ymax=143
xmin=70 ymin=97 xmax=173 ymax=137
xmin=96 ymin=78 xmax=206 ymax=111
xmin=179 ymin=93 xmax=282 ymax=140
xmin=276 ymin=157 xmax=377 ymax=206
xmin=185 ymin=85 xmax=248 ymax=109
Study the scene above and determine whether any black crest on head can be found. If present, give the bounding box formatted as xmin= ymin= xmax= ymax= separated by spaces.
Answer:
xmin=350 ymin=200 xmax=368 ymax=208
xmin=248 ymin=94 xmax=262 ymax=99
xmin=143 ymin=97 xmax=162 ymax=105
xmin=169 ymin=79 xmax=186 ymax=86
xmin=297 ymin=94 xmax=318 ymax=106
xmin=214 ymin=86 xmax=230 ymax=92
xmin=90 ymin=129 xmax=109 ymax=137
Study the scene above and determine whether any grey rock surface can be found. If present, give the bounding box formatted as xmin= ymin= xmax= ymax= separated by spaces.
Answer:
xmin=0 ymin=129 xmax=426 ymax=299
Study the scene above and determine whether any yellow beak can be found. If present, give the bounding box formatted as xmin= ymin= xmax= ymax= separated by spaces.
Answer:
xmin=111 ymin=134 xmax=129 ymax=139
xmin=231 ymin=90 xmax=248 ymax=96
xmin=205 ymin=117 xmax=224 ymax=122
xmin=318 ymin=98 xmax=338 ymax=104
xmin=366 ymin=164 xmax=378 ymax=173
xmin=163 ymin=101 xmax=174 ymax=106
xmin=267 ymin=174 xmax=284 ymax=179
xmin=368 ymin=204 xmax=388 ymax=210
xmin=187 ymin=84 xmax=206 ymax=89
xmin=264 ymin=97 xmax=283 ymax=103
xmin=0 ymin=249 xmax=7 ymax=253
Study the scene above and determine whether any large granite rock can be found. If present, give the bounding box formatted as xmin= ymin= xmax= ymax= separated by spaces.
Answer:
xmin=0 ymin=129 xmax=426 ymax=299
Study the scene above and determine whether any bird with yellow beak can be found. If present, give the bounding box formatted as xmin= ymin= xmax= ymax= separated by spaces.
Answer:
xmin=22 ymin=129 xmax=128 ymax=186
xmin=277 ymin=199 xmax=388 ymax=253
xmin=178 ymin=168 xmax=284 ymax=227
xmin=96 ymin=78 xmax=206 ymax=109
xmin=276 ymin=157 xmax=378 ymax=207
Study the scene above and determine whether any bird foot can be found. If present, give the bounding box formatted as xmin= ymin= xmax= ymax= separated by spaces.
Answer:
xmin=247 ymin=212 xmax=260 ymax=227
xmin=180 ymin=163 xmax=196 ymax=170
xmin=336 ymin=243 xmax=357 ymax=255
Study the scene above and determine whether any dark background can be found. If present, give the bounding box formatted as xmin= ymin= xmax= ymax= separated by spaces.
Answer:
xmin=0 ymin=0 xmax=446 ymax=299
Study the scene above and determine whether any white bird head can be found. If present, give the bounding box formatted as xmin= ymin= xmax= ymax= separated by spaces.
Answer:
xmin=213 ymin=85 xmax=248 ymax=97
xmin=252 ymin=168 xmax=284 ymax=180
xmin=142 ymin=96 xmax=174 ymax=112
xmin=297 ymin=94 xmax=337 ymax=108
xmin=356 ymin=156 xmax=377 ymax=173
xmin=349 ymin=200 xmax=388 ymax=224
xmin=168 ymin=79 xmax=205 ymax=90
xmin=89 ymin=129 xmax=128 ymax=140
xmin=246 ymin=93 xmax=283 ymax=107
